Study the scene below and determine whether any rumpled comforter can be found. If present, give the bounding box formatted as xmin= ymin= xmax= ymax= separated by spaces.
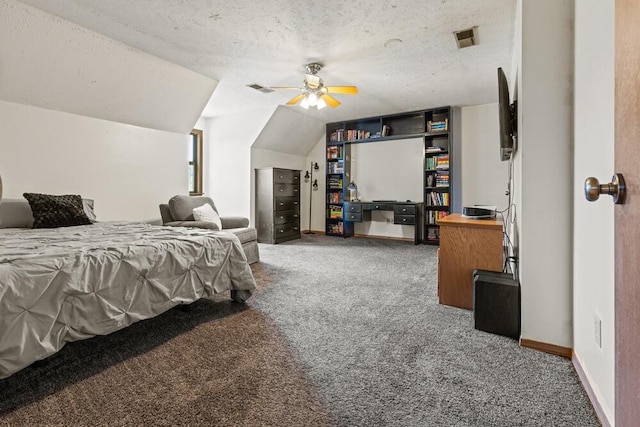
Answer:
xmin=0 ymin=222 xmax=256 ymax=379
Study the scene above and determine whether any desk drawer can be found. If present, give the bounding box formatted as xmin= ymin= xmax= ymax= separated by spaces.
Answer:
xmin=344 ymin=203 xmax=362 ymax=213
xmin=394 ymin=215 xmax=416 ymax=225
xmin=275 ymin=197 xmax=300 ymax=211
xmin=274 ymin=169 xmax=300 ymax=184
xmin=274 ymin=210 xmax=300 ymax=225
xmin=364 ymin=203 xmax=389 ymax=210
xmin=345 ymin=212 xmax=362 ymax=222
xmin=274 ymin=183 xmax=299 ymax=197
xmin=394 ymin=204 xmax=416 ymax=215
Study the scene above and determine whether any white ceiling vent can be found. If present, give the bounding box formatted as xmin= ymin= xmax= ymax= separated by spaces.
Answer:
xmin=454 ymin=26 xmax=479 ymax=49
xmin=247 ymin=83 xmax=274 ymax=93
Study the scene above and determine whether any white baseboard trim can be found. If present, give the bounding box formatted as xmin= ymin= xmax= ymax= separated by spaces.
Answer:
xmin=572 ymin=352 xmax=612 ymax=427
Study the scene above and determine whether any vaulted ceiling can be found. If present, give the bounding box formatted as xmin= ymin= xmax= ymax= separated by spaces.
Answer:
xmin=17 ymin=0 xmax=516 ymax=123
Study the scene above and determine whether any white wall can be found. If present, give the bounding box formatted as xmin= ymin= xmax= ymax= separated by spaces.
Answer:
xmin=460 ymin=103 xmax=510 ymax=210
xmin=205 ymin=108 xmax=276 ymax=219
xmin=0 ymin=100 xmax=187 ymax=222
xmin=0 ymin=0 xmax=216 ymax=134
xmin=516 ymin=0 xmax=574 ymax=348
xmin=573 ymin=0 xmax=615 ymax=422
xmin=350 ymin=139 xmax=423 ymax=240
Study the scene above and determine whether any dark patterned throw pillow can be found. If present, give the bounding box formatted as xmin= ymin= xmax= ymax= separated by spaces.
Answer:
xmin=23 ymin=193 xmax=92 ymax=229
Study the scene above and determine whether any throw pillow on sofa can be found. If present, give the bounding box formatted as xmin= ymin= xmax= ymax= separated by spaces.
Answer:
xmin=192 ymin=203 xmax=222 ymax=230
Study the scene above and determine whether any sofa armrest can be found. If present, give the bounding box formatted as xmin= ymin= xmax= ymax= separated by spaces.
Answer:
xmin=164 ymin=220 xmax=220 ymax=230
xmin=220 ymin=216 xmax=249 ymax=229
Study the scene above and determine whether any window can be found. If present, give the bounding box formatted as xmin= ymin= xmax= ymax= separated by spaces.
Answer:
xmin=189 ymin=129 xmax=203 ymax=195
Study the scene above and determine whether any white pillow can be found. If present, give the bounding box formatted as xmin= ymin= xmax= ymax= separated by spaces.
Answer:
xmin=192 ymin=203 xmax=222 ymax=230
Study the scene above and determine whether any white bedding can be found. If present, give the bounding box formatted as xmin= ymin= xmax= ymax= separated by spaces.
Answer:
xmin=0 ymin=222 xmax=256 ymax=379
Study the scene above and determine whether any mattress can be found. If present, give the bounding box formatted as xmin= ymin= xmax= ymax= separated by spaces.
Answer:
xmin=0 ymin=222 xmax=256 ymax=379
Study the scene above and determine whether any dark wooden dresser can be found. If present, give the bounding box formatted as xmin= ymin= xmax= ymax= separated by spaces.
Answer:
xmin=255 ymin=167 xmax=301 ymax=244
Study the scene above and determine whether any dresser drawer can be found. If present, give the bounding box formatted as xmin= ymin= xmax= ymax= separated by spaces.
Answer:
xmin=274 ymin=183 xmax=299 ymax=197
xmin=394 ymin=215 xmax=416 ymax=225
xmin=344 ymin=203 xmax=362 ymax=213
xmin=274 ymin=169 xmax=300 ymax=184
xmin=393 ymin=204 xmax=416 ymax=215
xmin=274 ymin=210 xmax=300 ymax=225
xmin=275 ymin=223 xmax=300 ymax=237
xmin=345 ymin=212 xmax=362 ymax=222
xmin=275 ymin=197 xmax=300 ymax=211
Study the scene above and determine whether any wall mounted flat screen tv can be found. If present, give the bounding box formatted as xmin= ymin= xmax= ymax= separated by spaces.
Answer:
xmin=498 ymin=67 xmax=517 ymax=161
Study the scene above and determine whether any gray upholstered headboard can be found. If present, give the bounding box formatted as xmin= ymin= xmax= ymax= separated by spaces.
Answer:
xmin=0 ymin=199 xmax=34 ymax=228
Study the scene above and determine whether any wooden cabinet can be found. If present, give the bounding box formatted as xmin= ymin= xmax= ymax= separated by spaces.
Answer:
xmin=255 ymin=168 xmax=301 ymax=244
xmin=436 ymin=214 xmax=503 ymax=309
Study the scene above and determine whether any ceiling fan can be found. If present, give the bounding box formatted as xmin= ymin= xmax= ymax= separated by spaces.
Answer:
xmin=272 ymin=63 xmax=358 ymax=109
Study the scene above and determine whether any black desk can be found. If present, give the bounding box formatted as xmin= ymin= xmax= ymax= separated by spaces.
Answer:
xmin=343 ymin=201 xmax=423 ymax=244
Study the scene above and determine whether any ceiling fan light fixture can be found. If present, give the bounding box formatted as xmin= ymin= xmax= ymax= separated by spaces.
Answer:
xmin=307 ymin=93 xmax=318 ymax=107
xmin=300 ymin=96 xmax=310 ymax=109
xmin=317 ymin=96 xmax=327 ymax=109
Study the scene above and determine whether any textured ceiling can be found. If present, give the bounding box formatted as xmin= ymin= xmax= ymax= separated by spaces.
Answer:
xmin=17 ymin=0 xmax=515 ymax=123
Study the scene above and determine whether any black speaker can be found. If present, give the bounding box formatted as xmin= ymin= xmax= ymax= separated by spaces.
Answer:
xmin=473 ymin=270 xmax=520 ymax=339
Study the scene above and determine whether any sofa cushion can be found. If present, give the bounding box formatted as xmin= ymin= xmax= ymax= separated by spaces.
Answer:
xmin=168 ymin=195 xmax=217 ymax=222
xmin=225 ymin=227 xmax=257 ymax=245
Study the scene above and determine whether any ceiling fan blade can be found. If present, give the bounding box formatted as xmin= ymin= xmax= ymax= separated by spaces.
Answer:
xmin=321 ymin=94 xmax=341 ymax=108
xmin=326 ymin=86 xmax=358 ymax=95
xmin=271 ymin=86 xmax=301 ymax=90
xmin=306 ymin=74 xmax=321 ymax=88
xmin=286 ymin=94 xmax=306 ymax=105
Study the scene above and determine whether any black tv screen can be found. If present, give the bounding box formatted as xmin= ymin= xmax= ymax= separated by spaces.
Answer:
xmin=498 ymin=67 xmax=515 ymax=161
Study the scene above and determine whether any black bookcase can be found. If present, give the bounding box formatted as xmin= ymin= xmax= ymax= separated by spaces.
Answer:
xmin=325 ymin=135 xmax=353 ymax=237
xmin=325 ymin=107 xmax=460 ymax=244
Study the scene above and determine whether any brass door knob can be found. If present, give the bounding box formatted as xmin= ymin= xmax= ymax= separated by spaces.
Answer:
xmin=584 ymin=173 xmax=626 ymax=204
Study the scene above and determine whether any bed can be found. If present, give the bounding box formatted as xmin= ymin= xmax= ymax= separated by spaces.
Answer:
xmin=0 ymin=198 xmax=256 ymax=379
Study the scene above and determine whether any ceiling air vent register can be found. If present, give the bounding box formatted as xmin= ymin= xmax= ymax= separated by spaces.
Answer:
xmin=454 ymin=26 xmax=479 ymax=49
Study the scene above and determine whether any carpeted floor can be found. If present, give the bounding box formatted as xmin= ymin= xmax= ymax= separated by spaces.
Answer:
xmin=0 ymin=234 xmax=599 ymax=426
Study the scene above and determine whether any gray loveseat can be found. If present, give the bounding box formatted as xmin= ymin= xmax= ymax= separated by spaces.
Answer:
xmin=159 ymin=195 xmax=259 ymax=264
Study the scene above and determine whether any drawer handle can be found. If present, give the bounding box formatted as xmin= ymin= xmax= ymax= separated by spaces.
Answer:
xmin=279 ymin=189 xmax=284 ymax=192
xmin=280 ymin=203 xmax=284 ymax=206
xmin=402 ymin=208 xmax=407 ymax=212
xmin=375 ymin=205 xmax=379 ymax=208
xmin=279 ymin=216 xmax=284 ymax=219
xmin=402 ymin=219 xmax=407 ymax=222
xmin=279 ymin=175 xmax=284 ymax=179
xmin=280 ymin=230 xmax=284 ymax=233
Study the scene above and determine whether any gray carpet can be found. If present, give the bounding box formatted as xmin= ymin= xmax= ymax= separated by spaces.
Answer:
xmin=254 ymin=234 xmax=599 ymax=426
xmin=0 ymin=234 xmax=599 ymax=426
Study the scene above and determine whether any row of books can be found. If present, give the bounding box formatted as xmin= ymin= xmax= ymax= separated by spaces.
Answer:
xmin=327 ymin=161 xmax=344 ymax=174
xmin=425 ymin=227 xmax=440 ymax=241
xmin=426 ymin=191 xmax=449 ymax=206
xmin=327 ymin=221 xmax=344 ymax=234
xmin=327 ymin=192 xmax=343 ymax=204
xmin=327 ymin=177 xmax=343 ymax=189
xmin=328 ymin=205 xmax=343 ymax=219
xmin=426 ymin=210 xmax=448 ymax=225
xmin=427 ymin=118 xmax=448 ymax=132
xmin=426 ymin=172 xmax=450 ymax=188
xmin=425 ymin=154 xmax=449 ymax=170
xmin=327 ymin=146 xmax=343 ymax=159
xmin=329 ymin=129 xmax=374 ymax=142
